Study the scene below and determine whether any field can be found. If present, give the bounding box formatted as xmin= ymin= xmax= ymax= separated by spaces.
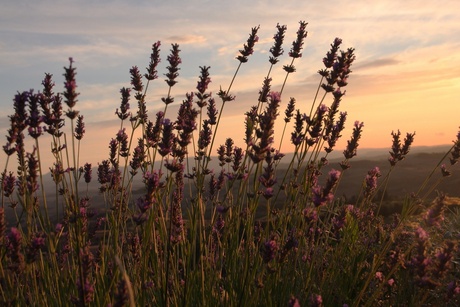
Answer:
xmin=1 ymin=22 xmax=459 ymax=306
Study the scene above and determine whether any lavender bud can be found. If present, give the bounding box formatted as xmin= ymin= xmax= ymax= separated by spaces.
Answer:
xmin=450 ymin=128 xmax=460 ymax=165
xmin=288 ymin=21 xmax=308 ymax=58
xmin=269 ymin=23 xmax=287 ymax=64
xmin=158 ymin=119 xmax=175 ymax=157
xmin=165 ymin=43 xmax=181 ymax=87
xmin=236 ymin=25 xmax=260 ymax=63
xmin=258 ymin=77 xmax=272 ymax=103
xmin=323 ymin=37 xmax=342 ymax=68
xmin=130 ymin=66 xmax=143 ymax=93
xmin=83 ymin=163 xmax=92 ymax=183
xmin=343 ymin=121 xmax=364 ymax=160
xmin=284 ymin=97 xmax=295 ymax=123
xmin=145 ymin=41 xmax=161 ymax=81
xmin=195 ymin=66 xmax=211 ymax=107
xmin=116 ymin=128 xmax=129 ymax=157
xmin=115 ymin=87 xmax=131 ymax=120
xmin=2 ymin=171 xmax=16 ymax=197
xmin=74 ymin=115 xmax=85 ymax=140
xmin=63 ymin=57 xmax=79 ymax=109
xmin=207 ymin=97 xmax=218 ymax=125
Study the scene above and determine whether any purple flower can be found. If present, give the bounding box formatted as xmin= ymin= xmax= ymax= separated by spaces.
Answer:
xmin=130 ymin=139 xmax=145 ymax=175
xmin=2 ymin=171 xmax=16 ymax=197
xmin=236 ymin=25 xmax=260 ymax=63
xmin=164 ymin=43 xmax=181 ymax=87
xmin=197 ymin=120 xmax=212 ymax=158
xmin=447 ymin=281 xmax=460 ymax=301
xmin=75 ymin=248 xmax=95 ymax=304
xmin=97 ymin=160 xmax=111 ymax=185
xmin=207 ymin=97 xmax=218 ymax=125
xmin=323 ymin=38 xmax=342 ymax=68
xmin=115 ymin=87 xmax=131 ymax=120
xmin=259 ymin=150 xmax=277 ymax=188
xmin=116 ymin=128 xmax=129 ymax=157
xmin=440 ymin=164 xmax=451 ymax=177
xmin=108 ymin=138 xmax=118 ymax=164
xmin=26 ymin=148 xmax=39 ymax=194
xmin=325 ymin=111 xmax=347 ymax=153
xmin=433 ymin=240 xmax=456 ymax=279
xmin=258 ymin=77 xmax=272 ymax=103
xmin=217 ymin=144 xmax=226 ymax=167
xmin=74 ymin=115 xmax=85 ymax=140
xmin=311 ymin=169 xmax=341 ymax=207
xmin=248 ymin=92 xmax=281 ymax=163
xmin=63 ymin=57 xmax=79 ymax=109
xmin=342 ymin=121 xmax=364 ymax=161
xmin=41 ymin=73 xmax=55 ymax=101
xmin=269 ymin=23 xmax=287 ymax=65
xmin=364 ymin=166 xmax=381 ymax=197
xmin=284 ymin=97 xmax=296 ymax=123
xmin=12 ymin=91 xmax=29 ymax=131
xmin=26 ymin=232 xmax=46 ymax=263
xmin=45 ymin=94 xmax=64 ymax=137
xmin=208 ymin=170 xmax=226 ymax=199
xmin=424 ymin=193 xmax=446 ymax=228
xmin=145 ymin=41 xmax=161 ymax=81
xmin=143 ymin=170 xmax=164 ymax=196
xmin=291 ymin=110 xmax=305 ymax=146
xmin=216 ymin=88 xmax=235 ymax=103
xmin=83 ymin=163 xmax=92 ymax=183
xmin=213 ymin=214 xmax=225 ymax=238
xmin=232 ymin=146 xmax=244 ymax=172
xmin=288 ymin=21 xmax=308 ymax=58
xmin=136 ymin=195 xmax=153 ymax=213
xmin=27 ymin=91 xmax=44 ymax=139
xmin=262 ymin=236 xmax=278 ymax=263
xmin=8 ymin=227 xmax=22 ymax=248
xmin=306 ymin=104 xmax=328 ymax=145
xmin=288 ymin=296 xmax=300 ymax=307
xmin=224 ymin=138 xmax=234 ymax=163
xmin=195 ymin=66 xmax=211 ymax=107
xmin=388 ymin=130 xmax=415 ymax=166
xmin=7 ymin=227 xmax=25 ymax=274
xmin=0 ymin=208 xmax=5 ymax=243
xmin=130 ymin=66 xmax=143 ymax=93
xmin=321 ymin=44 xmax=356 ymax=92
xmin=303 ymin=207 xmax=318 ymax=224
xmin=310 ymin=294 xmax=322 ymax=307
xmin=175 ymin=93 xmax=198 ymax=156
xmin=449 ymin=128 xmax=460 ymax=165
xmin=146 ymin=111 xmax=164 ymax=147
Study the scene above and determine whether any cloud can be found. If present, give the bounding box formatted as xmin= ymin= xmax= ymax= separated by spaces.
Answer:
xmin=165 ymin=35 xmax=207 ymax=45
xmin=354 ymin=58 xmax=400 ymax=70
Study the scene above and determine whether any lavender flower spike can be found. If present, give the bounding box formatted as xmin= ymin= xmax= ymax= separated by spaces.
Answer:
xmin=289 ymin=21 xmax=308 ymax=58
xmin=63 ymin=57 xmax=79 ymax=109
xmin=269 ymin=23 xmax=287 ymax=65
xmin=145 ymin=40 xmax=161 ymax=81
xmin=165 ymin=43 xmax=181 ymax=87
xmin=237 ymin=25 xmax=260 ymax=63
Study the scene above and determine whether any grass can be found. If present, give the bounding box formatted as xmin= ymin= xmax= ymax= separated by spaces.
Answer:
xmin=1 ymin=21 xmax=460 ymax=306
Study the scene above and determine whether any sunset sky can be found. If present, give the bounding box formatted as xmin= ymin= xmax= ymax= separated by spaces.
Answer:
xmin=1 ymin=0 xmax=460 ymax=170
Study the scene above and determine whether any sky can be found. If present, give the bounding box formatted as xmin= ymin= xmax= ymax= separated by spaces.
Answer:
xmin=1 ymin=0 xmax=460 ymax=170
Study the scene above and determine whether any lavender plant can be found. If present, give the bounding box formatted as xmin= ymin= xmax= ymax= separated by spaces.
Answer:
xmin=0 ymin=22 xmax=459 ymax=307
